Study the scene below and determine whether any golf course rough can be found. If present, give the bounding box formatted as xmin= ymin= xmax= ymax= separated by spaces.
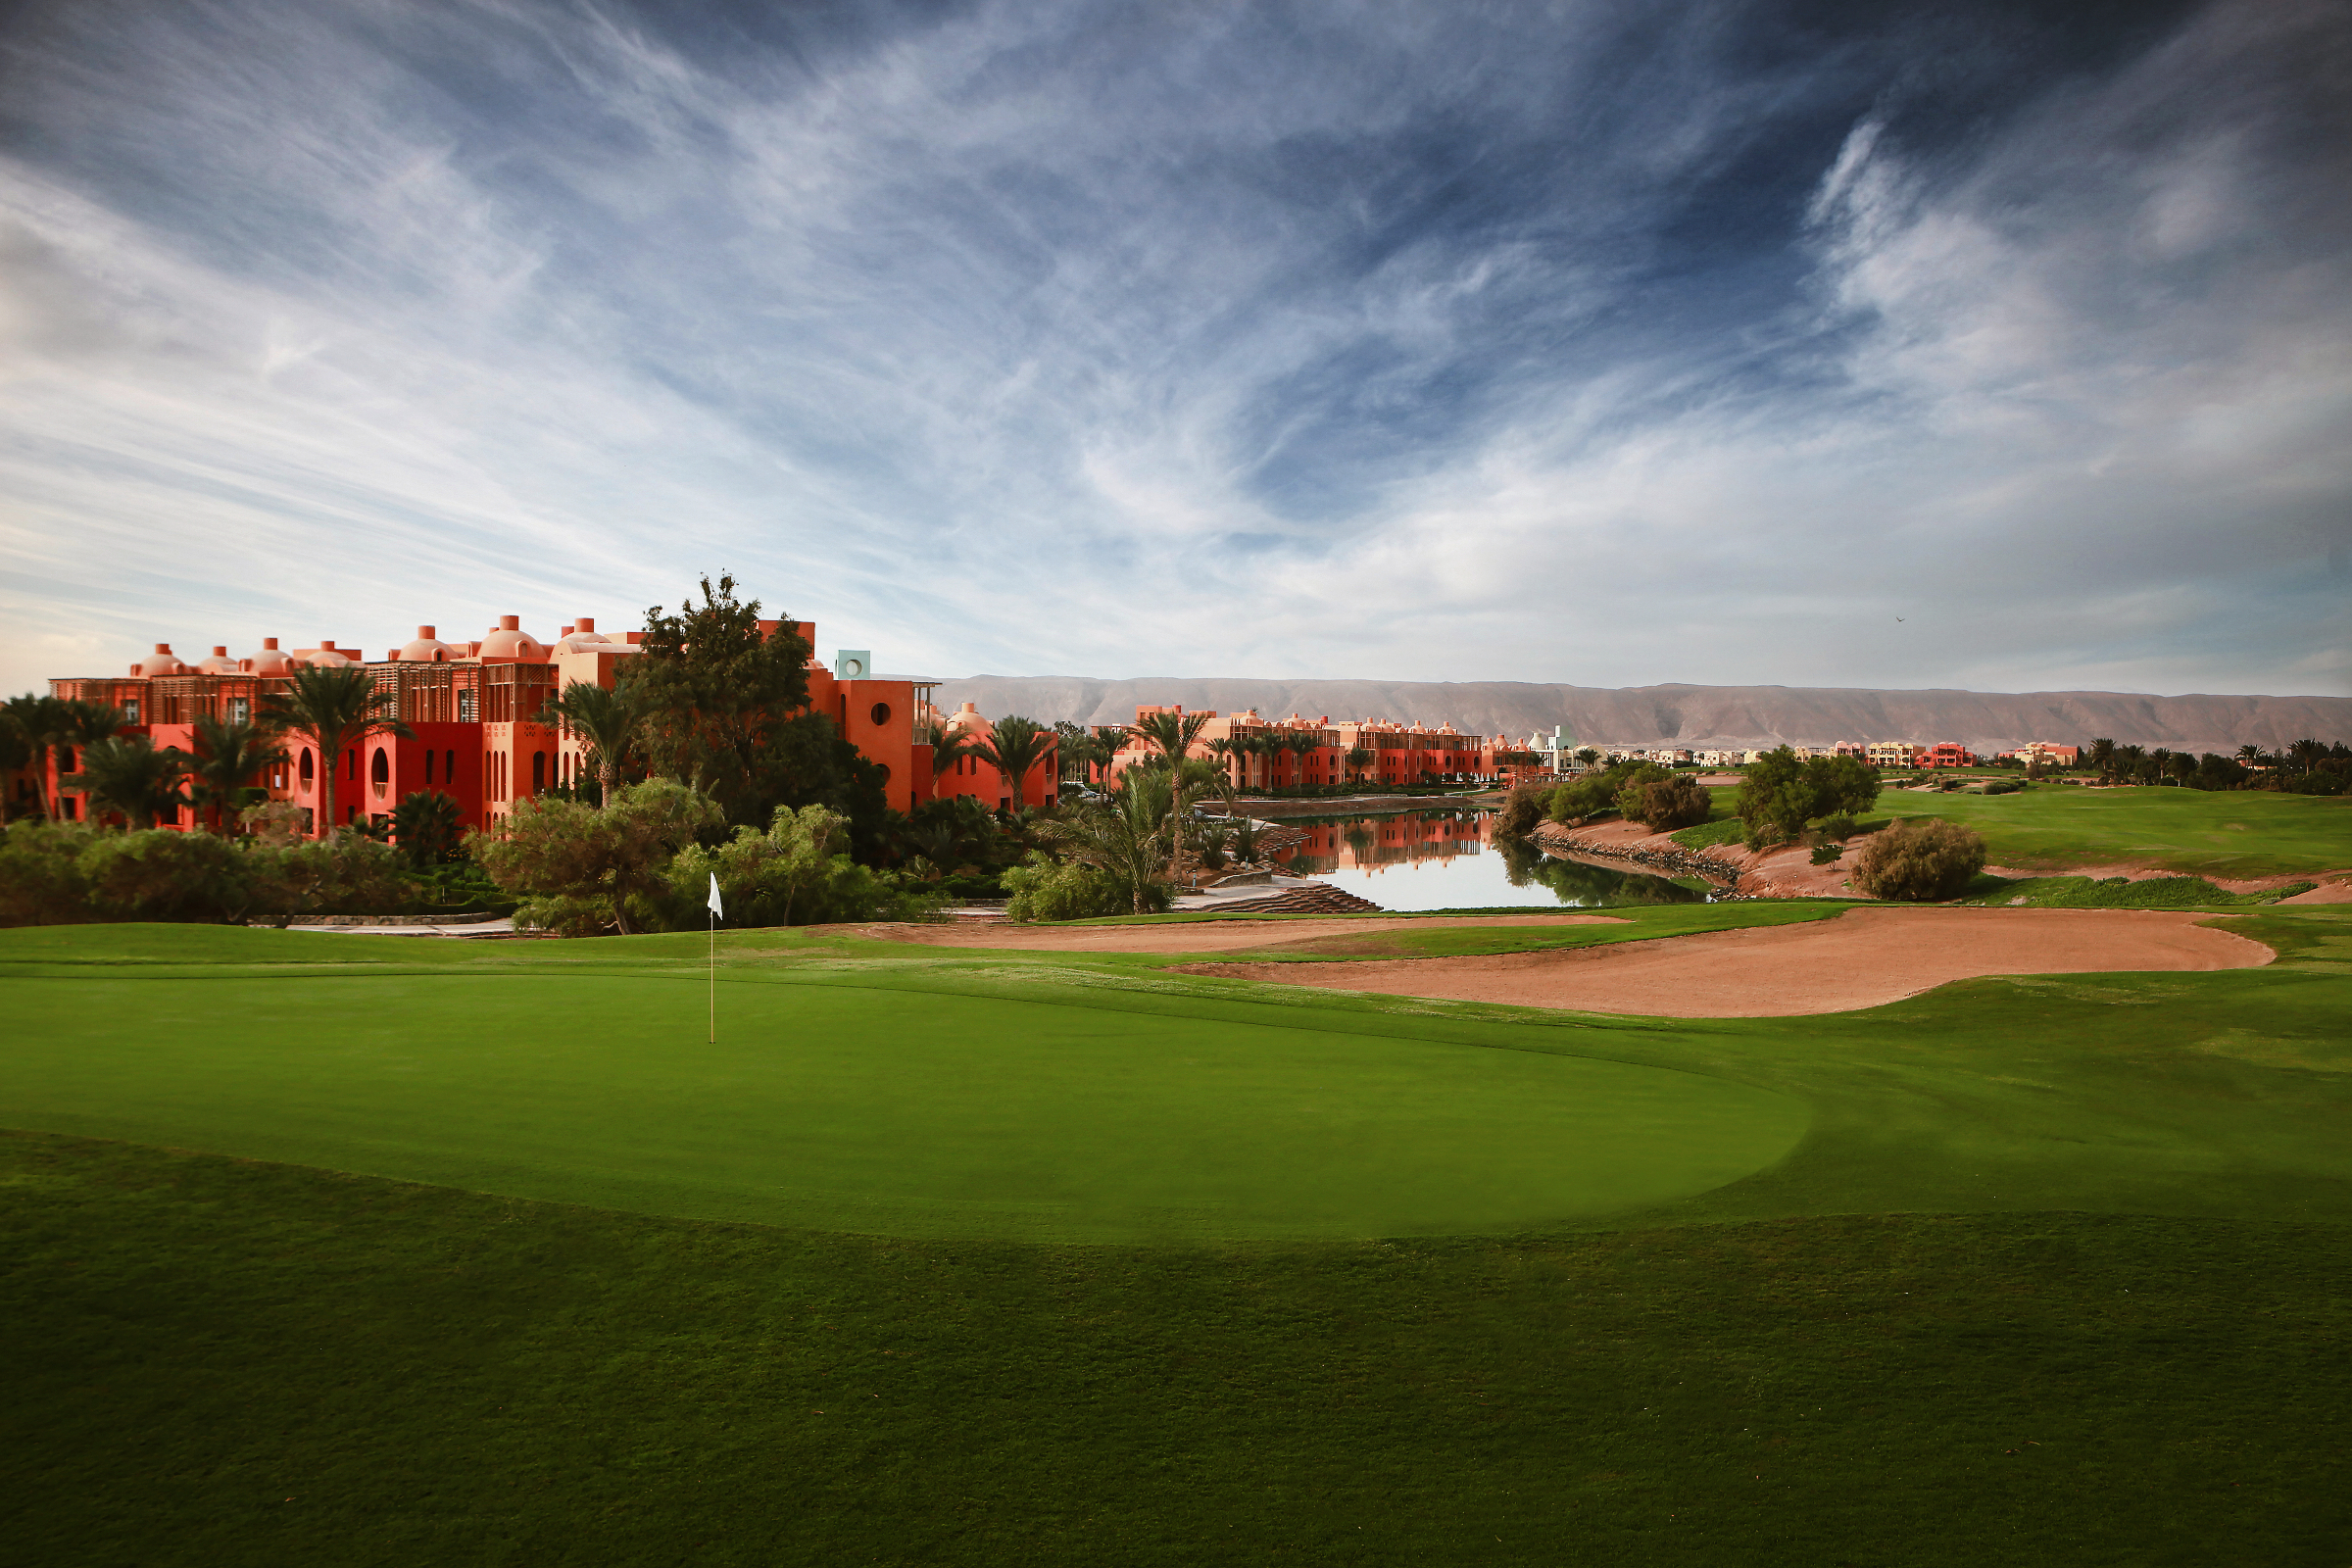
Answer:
xmin=0 ymin=961 xmax=1809 ymax=1243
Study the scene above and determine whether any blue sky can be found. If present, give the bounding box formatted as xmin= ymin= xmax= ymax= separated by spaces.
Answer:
xmin=1 ymin=0 xmax=2345 ymax=696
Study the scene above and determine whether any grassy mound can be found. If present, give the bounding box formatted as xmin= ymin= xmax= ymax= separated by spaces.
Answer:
xmin=4 ymin=1132 xmax=2345 ymax=1566
xmin=1965 ymin=874 xmax=2316 ymax=908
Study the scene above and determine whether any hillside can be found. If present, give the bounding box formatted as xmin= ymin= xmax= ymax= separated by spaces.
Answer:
xmin=927 ymin=676 xmax=2352 ymax=756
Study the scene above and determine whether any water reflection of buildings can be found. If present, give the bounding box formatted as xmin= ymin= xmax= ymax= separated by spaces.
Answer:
xmin=1274 ymin=812 xmax=1491 ymax=876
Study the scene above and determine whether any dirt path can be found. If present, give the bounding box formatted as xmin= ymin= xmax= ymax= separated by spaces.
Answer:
xmin=849 ymin=913 xmax=1629 ymax=956
xmin=1174 ymin=907 xmax=2272 ymax=1017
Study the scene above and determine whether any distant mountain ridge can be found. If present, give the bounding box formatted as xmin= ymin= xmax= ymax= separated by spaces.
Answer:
xmin=928 ymin=677 xmax=2352 ymax=757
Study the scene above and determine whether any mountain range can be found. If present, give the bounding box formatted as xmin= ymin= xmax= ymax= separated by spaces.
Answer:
xmin=926 ymin=678 xmax=2352 ymax=757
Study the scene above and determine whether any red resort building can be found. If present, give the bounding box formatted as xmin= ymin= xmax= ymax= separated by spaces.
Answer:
xmin=40 ymin=613 xmax=973 ymax=837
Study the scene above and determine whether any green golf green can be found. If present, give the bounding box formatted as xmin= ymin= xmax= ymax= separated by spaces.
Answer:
xmin=0 ymin=967 xmax=1805 ymax=1242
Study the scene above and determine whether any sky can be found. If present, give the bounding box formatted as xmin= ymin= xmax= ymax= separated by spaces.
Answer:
xmin=1 ymin=0 xmax=2346 ymax=699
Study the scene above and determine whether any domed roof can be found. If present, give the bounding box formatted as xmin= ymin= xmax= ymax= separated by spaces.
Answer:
xmin=247 ymin=638 xmax=294 ymax=675
xmin=553 ymin=614 xmax=613 ymax=654
xmin=397 ymin=624 xmax=455 ymax=662
xmin=943 ymin=701 xmax=992 ymax=740
xmin=133 ymin=643 xmax=188 ymax=677
xmin=296 ymin=640 xmax=356 ymax=667
xmin=478 ymin=614 xmax=548 ymax=661
xmin=195 ymin=645 xmax=240 ymax=674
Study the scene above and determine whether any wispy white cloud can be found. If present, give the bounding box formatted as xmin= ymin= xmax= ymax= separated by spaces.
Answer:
xmin=0 ymin=0 xmax=2343 ymax=697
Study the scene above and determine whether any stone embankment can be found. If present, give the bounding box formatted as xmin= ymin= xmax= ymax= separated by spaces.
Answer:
xmin=1527 ymin=821 xmax=1750 ymax=897
xmin=1199 ymin=884 xmax=1384 ymax=915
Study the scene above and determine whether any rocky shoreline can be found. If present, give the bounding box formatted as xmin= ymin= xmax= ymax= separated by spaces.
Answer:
xmin=1527 ymin=821 xmax=1752 ymax=897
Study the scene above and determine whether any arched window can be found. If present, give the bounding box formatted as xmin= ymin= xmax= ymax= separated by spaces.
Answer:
xmin=424 ymin=750 xmax=435 ymax=785
xmin=299 ymin=749 xmax=314 ymax=789
xmin=370 ymin=748 xmax=389 ymax=787
xmin=445 ymin=749 xmax=457 ymax=786
xmin=532 ymin=752 xmax=546 ymax=793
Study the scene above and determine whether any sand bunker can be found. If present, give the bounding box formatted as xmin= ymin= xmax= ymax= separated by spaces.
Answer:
xmin=1176 ymin=907 xmax=2272 ymax=1017
xmin=854 ymin=913 xmax=1629 ymax=956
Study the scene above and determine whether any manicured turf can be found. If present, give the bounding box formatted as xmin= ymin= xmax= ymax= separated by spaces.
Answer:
xmin=0 ymin=955 xmax=1807 ymax=1242
xmin=1873 ymin=783 xmax=2351 ymax=876
xmin=4 ymin=1133 xmax=2346 ymax=1566
xmin=7 ymin=911 xmax=2351 ymax=1560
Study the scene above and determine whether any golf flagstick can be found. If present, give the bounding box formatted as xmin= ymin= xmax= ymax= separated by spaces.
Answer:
xmin=707 ymin=872 xmax=723 ymax=1043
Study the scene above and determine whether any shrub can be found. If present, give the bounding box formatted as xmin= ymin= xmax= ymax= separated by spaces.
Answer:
xmin=1004 ymin=853 xmax=1164 ymax=922
xmin=1809 ymin=843 xmax=1843 ymax=865
xmin=78 ymin=829 xmax=249 ymax=921
xmin=0 ymin=822 xmax=96 ymax=926
xmin=1851 ymin=818 xmax=1986 ymax=902
xmin=670 ymin=804 xmax=931 ymax=929
xmin=1623 ymin=774 xmax=1710 ymax=831
xmin=471 ymin=779 xmax=723 ymax=936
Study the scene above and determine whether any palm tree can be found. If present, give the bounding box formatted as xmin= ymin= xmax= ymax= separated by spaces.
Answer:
xmin=187 ymin=713 xmax=287 ymax=833
xmin=390 ymin=789 xmax=465 ymax=866
xmin=1204 ymin=736 xmax=1238 ymax=792
xmin=1125 ymin=710 xmax=1213 ymax=878
xmin=1284 ymin=731 xmax=1321 ymax=790
xmin=539 ymin=680 xmax=647 ymax=806
xmin=65 ymin=734 xmax=192 ymax=828
xmin=2234 ymin=744 xmax=2262 ymax=765
xmin=2086 ymin=738 xmax=2116 ymax=779
xmin=51 ymin=701 xmax=125 ymax=821
xmin=1344 ymin=745 xmax=1373 ymax=786
xmin=6 ymin=694 xmax=78 ymax=821
xmin=972 ymin=714 xmax=1054 ymax=811
xmin=924 ymin=718 xmax=978 ymax=779
xmin=1042 ymin=770 xmax=1172 ymax=913
xmin=259 ymin=664 xmax=415 ymax=838
xmin=0 ymin=702 xmax=33 ymax=821
xmin=2289 ymin=738 xmax=2325 ymax=773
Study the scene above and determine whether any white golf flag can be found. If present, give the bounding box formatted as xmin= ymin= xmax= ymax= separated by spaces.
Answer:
xmin=707 ymin=872 xmax=723 ymax=918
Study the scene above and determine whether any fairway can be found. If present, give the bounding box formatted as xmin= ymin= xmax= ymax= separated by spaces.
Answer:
xmin=0 ymin=966 xmax=1806 ymax=1242
xmin=1880 ymin=784 xmax=2352 ymax=877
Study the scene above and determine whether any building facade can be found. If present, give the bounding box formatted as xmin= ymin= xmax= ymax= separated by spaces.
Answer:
xmin=1104 ymin=707 xmax=1501 ymax=790
xmin=41 ymin=613 xmax=953 ymax=837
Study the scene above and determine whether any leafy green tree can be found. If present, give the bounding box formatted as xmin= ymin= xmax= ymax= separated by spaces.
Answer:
xmin=470 ymin=779 xmax=722 ymax=936
xmin=619 ymin=574 xmax=886 ymax=844
xmin=65 ymin=735 xmax=193 ymax=829
xmin=390 ymin=789 xmax=466 ymax=867
xmin=187 ymin=714 xmax=286 ymax=833
xmin=259 ymin=665 xmax=414 ymax=838
xmin=538 ymin=681 xmax=648 ymax=805
xmin=1621 ymin=773 xmax=1711 ymax=830
xmin=972 ymin=714 xmax=1054 ymax=809
xmin=1736 ymin=749 xmax=1879 ymax=847
xmin=1850 ymin=818 xmax=1986 ymax=901
xmin=2087 ymin=738 xmax=2117 ymax=779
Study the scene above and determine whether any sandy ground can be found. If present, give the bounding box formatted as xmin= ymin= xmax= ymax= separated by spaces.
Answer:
xmin=1174 ymin=906 xmax=2272 ymax=1017
xmin=2276 ymin=879 xmax=2352 ymax=905
xmin=851 ymin=913 xmax=1628 ymax=955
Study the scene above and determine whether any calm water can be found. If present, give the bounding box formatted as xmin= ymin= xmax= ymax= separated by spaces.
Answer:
xmin=1266 ymin=809 xmax=1716 ymax=911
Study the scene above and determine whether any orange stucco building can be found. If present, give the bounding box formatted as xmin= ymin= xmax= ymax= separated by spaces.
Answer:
xmin=1104 ymin=706 xmax=1500 ymax=790
xmin=41 ymin=614 xmax=956 ymax=837
xmin=930 ymin=702 xmax=1060 ymax=812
